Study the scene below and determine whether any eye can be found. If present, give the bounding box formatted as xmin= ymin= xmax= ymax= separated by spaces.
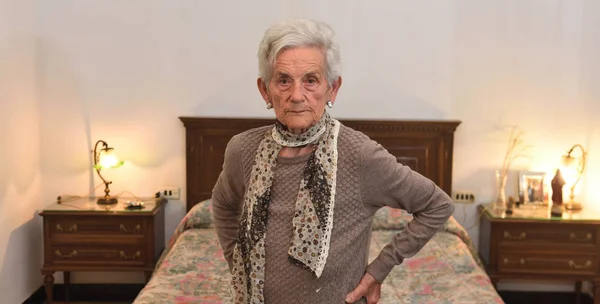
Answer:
xmin=306 ymin=77 xmax=318 ymax=85
xmin=277 ymin=78 xmax=291 ymax=85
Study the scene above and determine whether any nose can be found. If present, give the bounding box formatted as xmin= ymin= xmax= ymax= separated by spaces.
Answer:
xmin=290 ymin=81 xmax=304 ymax=103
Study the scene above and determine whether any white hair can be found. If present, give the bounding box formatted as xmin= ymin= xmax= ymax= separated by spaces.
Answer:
xmin=257 ymin=18 xmax=341 ymax=87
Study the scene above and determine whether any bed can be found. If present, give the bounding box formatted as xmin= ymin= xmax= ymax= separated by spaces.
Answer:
xmin=133 ymin=117 xmax=504 ymax=304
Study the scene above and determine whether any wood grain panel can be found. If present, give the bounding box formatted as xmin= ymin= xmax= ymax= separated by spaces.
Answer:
xmin=498 ymin=252 xmax=597 ymax=276
xmin=493 ymin=222 xmax=597 ymax=250
xmin=49 ymin=217 xmax=145 ymax=236
xmin=51 ymin=246 xmax=145 ymax=266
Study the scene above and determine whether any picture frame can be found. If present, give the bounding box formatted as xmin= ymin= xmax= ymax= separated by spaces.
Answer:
xmin=518 ymin=171 xmax=547 ymax=205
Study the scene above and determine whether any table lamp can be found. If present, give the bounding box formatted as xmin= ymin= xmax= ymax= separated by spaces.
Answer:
xmin=93 ymin=140 xmax=124 ymax=204
xmin=561 ymin=144 xmax=587 ymax=211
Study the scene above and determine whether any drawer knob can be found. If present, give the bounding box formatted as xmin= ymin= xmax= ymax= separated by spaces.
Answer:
xmin=119 ymin=224 xmax=141 ymax=233
xmin=504 ymin=231 xmax=526 ymax=240
xmin=55 ymin=250 xmax=78 ymax=258
xmin=569 ymin=260 xmax=592 ymax=269
xmin=56 ymin=224 xmax=77 ymax=232
xmin=570 ymin=233 xmax=592 ymax=242
xmin=119 ymin=250 xmax=141 ymax=260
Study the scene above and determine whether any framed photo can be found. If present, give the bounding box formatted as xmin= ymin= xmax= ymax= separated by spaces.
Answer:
xmin=518 ymin=171 xmax=547 ymax=205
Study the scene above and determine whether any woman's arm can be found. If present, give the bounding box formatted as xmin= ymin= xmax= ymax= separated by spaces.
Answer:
xmin=212 ymin=135 xmax=246 ymax=271
xmin=360 ymin=140 xmax=455 ymax=283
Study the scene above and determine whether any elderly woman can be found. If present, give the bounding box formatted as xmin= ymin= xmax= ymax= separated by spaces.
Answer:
xmin=212 ymin=19 xmax=454 ymax=304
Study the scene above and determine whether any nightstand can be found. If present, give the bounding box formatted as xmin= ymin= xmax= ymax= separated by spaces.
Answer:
xmin=479 ymin=204 xmax=600 ymax=304
xmin=39 ymin=197 xmax=166 ymax=304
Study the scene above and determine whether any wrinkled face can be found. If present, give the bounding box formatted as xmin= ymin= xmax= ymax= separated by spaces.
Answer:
xmin=258 ymin=47 xmax=341 ymax=134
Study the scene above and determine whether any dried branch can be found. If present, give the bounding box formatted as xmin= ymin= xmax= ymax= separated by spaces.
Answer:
xmin=500 ymin=126 xmax=528 ymax=179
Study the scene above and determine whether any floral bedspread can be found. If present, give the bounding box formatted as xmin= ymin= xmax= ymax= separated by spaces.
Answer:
xmin=133 ymin=202 xmax=503 ymax=304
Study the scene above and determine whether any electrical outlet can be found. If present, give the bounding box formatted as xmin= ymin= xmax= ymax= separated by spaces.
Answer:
xmin=452 ymin=191 xmax=475 ymax=204
xmin=157 ymin=187 xmax=180 ymax=200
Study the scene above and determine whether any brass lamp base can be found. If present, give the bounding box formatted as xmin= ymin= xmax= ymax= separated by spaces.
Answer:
xmin=564 ymin=202 xmax=583 ymax=211
xmin=97 ymin=197 xmax=118 ymax=205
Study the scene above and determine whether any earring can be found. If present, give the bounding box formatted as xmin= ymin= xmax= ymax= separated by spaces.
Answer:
xmin=326 ymin=101 xmax=333 ymax=108
xmin=266 ymin=102 xmax=273 ymax=109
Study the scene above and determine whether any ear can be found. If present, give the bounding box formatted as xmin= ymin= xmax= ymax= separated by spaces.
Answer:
xmin=328 ymin=77 xmax=343 ymax=105
xmin=257 ymin=78 xmax=270 ymax=104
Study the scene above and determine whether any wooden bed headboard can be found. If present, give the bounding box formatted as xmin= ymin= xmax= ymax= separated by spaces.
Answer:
xmin=179 ymin=117 xmax=461 ymax=212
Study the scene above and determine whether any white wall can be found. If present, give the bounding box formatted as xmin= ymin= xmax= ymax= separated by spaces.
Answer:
xmin=10 ymin=0 xmax=599 ymax=296
xmin=0 ymin=0 xmax=42 ymax=302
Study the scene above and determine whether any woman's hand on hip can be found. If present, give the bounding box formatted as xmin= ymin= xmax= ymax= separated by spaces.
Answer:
xmin=345 ymin=272 xmax=381 ymax=304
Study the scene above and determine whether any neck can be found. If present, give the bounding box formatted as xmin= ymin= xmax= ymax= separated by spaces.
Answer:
xmin=289 ymin=127 xmax=308 ymax=134
xmin=276 ymin=112 xmax=328 ymax=137
xmin=279 ymin=145 xmax=315 ymax=158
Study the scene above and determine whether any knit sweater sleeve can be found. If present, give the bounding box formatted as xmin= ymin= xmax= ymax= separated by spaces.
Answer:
xmin=360 ymin=139 xmax=455 ymax=283
xmin=212 ymin=134 xmax=246 ymax=271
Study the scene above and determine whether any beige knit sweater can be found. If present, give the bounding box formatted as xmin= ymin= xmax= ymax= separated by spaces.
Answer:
xmin=212 ymin=124 xmax=454 ymax=303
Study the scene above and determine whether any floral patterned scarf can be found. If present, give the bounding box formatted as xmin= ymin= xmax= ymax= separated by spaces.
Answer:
xmin=230 ymin=112 xmax=340 ymax=303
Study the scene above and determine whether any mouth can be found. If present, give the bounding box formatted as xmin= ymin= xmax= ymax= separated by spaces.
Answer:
xmin=287 ymin=110 xmax=308 ymax=114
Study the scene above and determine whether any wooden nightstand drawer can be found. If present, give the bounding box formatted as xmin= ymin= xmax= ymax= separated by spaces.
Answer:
xmin=499 ymin=225 xmax=596 ymax=247
xmin=40 ymin=197 xmax=166 ymax=304
xmin=479 ymin=204 xmax=600 ymax=304
xmin=51 ymin=245 xmax=146 ymax=266
xmin=49 ymin=217 xmax=145 ymax=236
xmin=498 ymin=251 xmax=598 ymax=275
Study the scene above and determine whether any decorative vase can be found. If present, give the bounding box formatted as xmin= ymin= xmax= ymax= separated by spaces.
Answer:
xmin=494 ymin=170 xmax=507 ymax=210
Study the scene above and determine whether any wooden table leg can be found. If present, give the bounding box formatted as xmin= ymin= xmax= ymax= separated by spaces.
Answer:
xmin=43 ymin=271 xmax=55 ymax=304
xmin=575 ymin=281 xmax=581 ymax=304
xmin=64 ymin=271 xmax=71 ymax=303
xmin=593 ymin=279 xmax=600 ymax=304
